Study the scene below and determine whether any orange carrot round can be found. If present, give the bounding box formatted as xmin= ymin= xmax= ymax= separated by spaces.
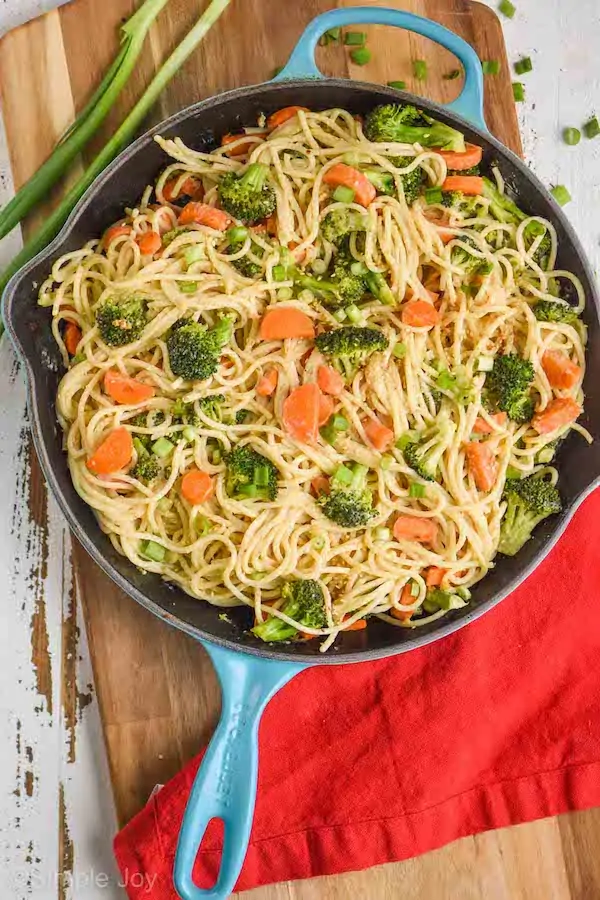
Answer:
xmin=86 ymin=427 xmax=133 ymax=475
xmin=464 ymin=441 xmax=497 ymax=492
xmin=256 ymin=368 xmax=278 ymax=397
xmin=311 ymin=475 xmax=330 ymax=496
xmin=181 ymin=469 xmax=214 ymax=505
xmin=391 ymin=583 xmax=417 ymax=621
xmin=441 ymin=175 xmax=484 ymax=195
xmin=532 ymin=397 xmax=581 ymax=435
xmin=393 ymin=515 xmax=438 ymax=544
xmin=163 ymin=175 xmax=203 ymax=202
xmin=103 ymin=224 xmax=132 ymax=247
xmin=178 ymin=203 xmax=230 ymax=230
xmin=282 ymin=383 xmax=321 ymax=443
xmin=259 ymin=307 xmax=315 ymax=340
xmin=64 ymin=321 xmax=82 ymax=356
xmin=541 ymin=350 xmax=582 ymax=390
xmin=425 ymin=567 xmax=447 ymax=588
xmin=363 ymin=417 xmax=394 ymax=452
xmin=323 ymin=163 xmax=376 ymax=207
xmin=435 ymin=143 xmax=483 ymax=170
xmin=104 ymin=369 xmax=155 ymax=405
xmin=136 ymin=231 xmax=162 ymax=256
xmin=342 ymin=617 xmax=367 ymax=631
xmin=472 ymin=412 xmax=507 ymax=435
xmin=267 ymin=106 xmax=309 ymax=129
xmin=221 ymin=133 xmax=262 ymax=156
xmin=318 ymin=393 xmax=335 ymax=426
xmin=317 ymin=365 xmax=344 ymax=396
xmin=401 ymin=299 xmax=439 ymax=328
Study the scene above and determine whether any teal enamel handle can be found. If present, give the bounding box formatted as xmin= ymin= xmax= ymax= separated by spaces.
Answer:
xmin=173 ymin=642 xmax=304 ymax=899
xmin=272 ymin=6 xmax=486 ymax=131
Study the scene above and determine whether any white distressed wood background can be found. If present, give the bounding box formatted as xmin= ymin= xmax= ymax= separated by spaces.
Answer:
xmin=0 ymin=1 xmax=599 ymax=897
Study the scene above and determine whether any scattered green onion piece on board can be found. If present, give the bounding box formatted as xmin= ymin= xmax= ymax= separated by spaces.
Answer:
xmin=152 ymin=437 xmax=175 ymax=458
xmin=409 ymin=482 xmax=426 ymax=499
xmin=326 ymin=27 xmax=341 ymax=42
xmin=350 ymin=47 xmax=371 ymax=66
xmin=182 ymin=426 xmax=196 ymax=442
xmin=425 ymin=187 xmax=443 ymax=205
xmin=346 ymin=304 xmax=362 ymax=323
xmin=499 ymin=0 xmax=516 ymax=18
xmin=387 ymin=80 xmax=406 ymax=90
xmin=344 ymin=31 xmax=366 ymax=45
xmin=443 ymin=69 xmax=462 ymax=80
xmin=562 ymin=127 xmax=581 ymax=146
xmin=140 ymin=540 xmax=166 ymax=562
xmin=332 ymin=184 xmax=356 ymax=203
xmin=393 ymin=342 xmax=407 ymax=359
xmin=413 ymin=59 xmax=427 ymax=81
xmin=514 ymin=56 xmax=532 ymax=75
xmin=512 ymin=82 xmax=525 ymax=102
xmin=551 ymin=185 xmax=571 ymax=206
xmin=482 ymin=60 xmax=500 ymax=75
xmin=583 ymin=116 xmax=600 ymax=139
xmin=373 ymin=526 xmax=391 ymax=541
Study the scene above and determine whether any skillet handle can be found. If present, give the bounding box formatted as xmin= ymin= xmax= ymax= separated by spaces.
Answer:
xmin=173 ymin=642 xmax=304 ymax=900
xmin=272 ymin=7 xmax=486 ymax=131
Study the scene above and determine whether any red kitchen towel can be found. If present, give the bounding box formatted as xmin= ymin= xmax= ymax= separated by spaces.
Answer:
xmin=114 ymin=490 xmax=600 ymax=897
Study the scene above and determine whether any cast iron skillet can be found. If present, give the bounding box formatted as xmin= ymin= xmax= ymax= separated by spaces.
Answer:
xmin=3 ymin=8 xmax=600 ymax=899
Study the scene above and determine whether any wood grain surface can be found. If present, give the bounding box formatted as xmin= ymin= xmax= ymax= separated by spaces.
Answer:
xmin=2 ymin=1 xmax=600 ymax=897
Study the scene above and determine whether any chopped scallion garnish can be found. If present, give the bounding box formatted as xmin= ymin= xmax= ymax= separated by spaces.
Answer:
xmin=344 ymin=31 xmax=366 ymax=46
xmin=393 ymin=342 xmax=407 ymax=359
xmin=140 ymin=540 xmax=166 ymax=563
xmin=562 ymin=127 xmax=581 ymax=146
xmin=499 ymin=0 xmax=516 ymax=18
xmin=409 ymin=482 xmax=426 ymax=499
xmin=512 ymin=82 xmax=525 ymax=102
xmin=413 ymin=59 xmax=428 ymax=81
xmin=514 ymin=56 xmax=532 ymax=75
xmin=332 ymin=184 xmax=356 ymax=203
xmin=482 ymin=60 xmax=500 ymax=76
xmin=373 ymin=526 xmax=391 ymax=541
xmin=551 ymin=184 xmax=571 ymax=206
xmin=333 ymin=464 xmax=354 ymax=486
xmin=152 ymin=437 xmax=175 ymax=458
xmin=387 ymin=80 xmax=406 ymax=90
xmin=346 ymin=304 xmax=362 ymax=323
xmin=350 ymin=47 xmax=371 ymax=66
xmin=583 ymin=116 xmax=600 ymax=139
xmin=425 ymin=187 xmax=443 ymax=205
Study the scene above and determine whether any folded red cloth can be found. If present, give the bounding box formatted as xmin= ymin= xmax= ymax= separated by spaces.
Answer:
xmin=114 ymin=491 xmax=600 ymax=897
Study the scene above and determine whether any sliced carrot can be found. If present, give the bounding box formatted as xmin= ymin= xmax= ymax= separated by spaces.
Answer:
xmin=318 ymin=393 xmax=335 ymax=426
xmin=441 ymin=175 xmax=484 ymax=196
xmin=181 ymin=469 xmax=214 ymax=505
xmin=393 ymin=516 xmax=439 ymax=544
xmin=363 ymin=417 xmax=394 ymax=452
xmin=311 ymin=475 xmax=330 ymax=496
xmin=86 ymin=427 xmax=133 ymax=475
xmin=317 ymin=364 xmax=344 ymax=396
xmin=64 ymin=321 xmax=82 ymax=356
xmin=323 ymin=163 xmax=377 ymax=208
xmin=221 ymin=133 xmax=262 ymax=156
xmin=464 ymin=441 xmax=498 ymax=492
xmin=438 ymin=228 xmax=457 ymax=244
xmin=391 ymin=583 xmax=417 ymax=621
xmin=256 ymin=368 xmax=278 ymax=397
xmin=435 ymin=142 xmax=483 ymax=171
xmin=473 ymin=412 xmax=507 ymax=435
xmin=267 ymin=106 xmax=309 ymax=129
xmin=342 ymin=617 xmax=367 ymax=631
xmin=103 ymin=224 xmax=132 ymax=247
xmin=259 ymin=307 xmax=315 ymax=340
xmin=401 ymin=299 xmax=439 ymax=328
xmin=163 ymin=175 xmax=203 ymax=202
xmin=104 ymin=369 xmax=155 ymax=405
xmin=282 ymin=383 xmax=321 ymax=443
xmin=542 ymin=350 xmax=582 ymax=390
xmin=425 ymin=567 xmax=447 ymax=588
xmin=532 ymin=397 xmax=581 ymax=435
xmin=136 ymin=231 xmax=162 ymax=256
xmin=179 ymin=202 xmax=230 ymax=230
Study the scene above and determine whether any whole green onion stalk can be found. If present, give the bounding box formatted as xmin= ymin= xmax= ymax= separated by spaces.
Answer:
xmin=0 ymin=0 xmax=171 ymax=241
xmin=0 ymin=0 xmax=232 ymax=326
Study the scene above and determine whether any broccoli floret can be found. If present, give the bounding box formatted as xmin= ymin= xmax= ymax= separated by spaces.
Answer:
xmin=485 ymin=353 xmax=535 ymax=423
xmin=498 ymin=475 xmax=562 ymax=556
xmin=235 ymin=409 xmax=251 ymax=424
xmin=533 ymin=299 xmax=580 ymax=325
xmin=315 ymin=326 xmax=388 ymax=381
xmin=364 ymin=103 xmax=466 ymax=152
xmin=523 ymin=223 xmax=552 ymax=270
xmin=228 ymin=233 xmax=264 ymax=278
xmin=218 ymin=163 xmax=276 ymax=224
xmin=198 ymin=394 xmax=226 ymax=422
xmin=448 ymin=164 xmax=481 ymax=176
xmin=171 ymin=398 xmax=200 ymax=426
xmin=252 ymin=578 xmax=326 ymax=642
xmin=364 ymin=271 xmax=396 ymax=305
xmin=225 ymin=445 xmax=279 ymax=501
xmin=402 ymin=412 xmax=457 ymax=481
xmin=391 ymin=156 xmax=428 ymax=205
xmin=450 ymin=236 xmax=493 ymax=277
xmin=319 ymin=463 xmax=376 ymax=528
xmin=162 ymin=226 xmax=192 ymax=246
xmin=167 ymin=316 xmax=233 ymax=382
xmin=435 ymin=365 xmax=475 ymax=405
xmin=321 ymin=208 xmax=368 ymax=246
xmin=363 ymin=169 xmax=395 ymax=195
xmin=482 ymin=177 xmax=526 ymax=224
xmin=131 ymin=455 xmax=160 ymax=484
xmin=330 ymin=250 xmax=367 ymax=305
xmin=441 ymin=191 xmax=484 ymax=217
xmin=96 ymin=296 xmax=147 ymax=346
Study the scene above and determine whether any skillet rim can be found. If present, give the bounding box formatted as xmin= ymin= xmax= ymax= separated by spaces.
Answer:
xmin=3 ymin=77 xmax=600 ymax=665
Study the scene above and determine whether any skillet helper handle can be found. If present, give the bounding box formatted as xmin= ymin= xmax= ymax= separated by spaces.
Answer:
xmin=272 ymin=6 xmax=486 ymax=131
xmin=173 ymin=643 xmax=303 ymax=900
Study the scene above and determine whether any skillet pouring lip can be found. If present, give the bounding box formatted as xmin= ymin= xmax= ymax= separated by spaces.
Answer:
xmin=4 ymin=78 xmax=600 ymax=664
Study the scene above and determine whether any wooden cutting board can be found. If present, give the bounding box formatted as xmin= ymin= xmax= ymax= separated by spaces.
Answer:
xmin=3 ymin=1 xmax=600 ymax=897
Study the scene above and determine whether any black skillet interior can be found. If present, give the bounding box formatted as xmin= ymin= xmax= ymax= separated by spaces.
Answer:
xmin=5 ymin=80 xmax=600 ymax=663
